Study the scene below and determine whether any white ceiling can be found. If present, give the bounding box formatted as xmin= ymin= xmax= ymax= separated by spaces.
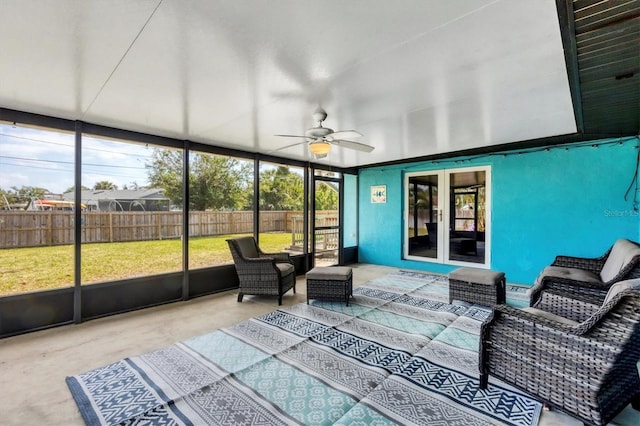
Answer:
xmin=0 ymin=0 xmax=576 ymax=168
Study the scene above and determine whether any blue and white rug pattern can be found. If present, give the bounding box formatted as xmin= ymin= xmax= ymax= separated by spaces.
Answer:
xmin=67 ymin=271 xmax=540 ymax=426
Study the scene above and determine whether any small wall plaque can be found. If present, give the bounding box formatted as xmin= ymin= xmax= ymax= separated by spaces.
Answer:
xmin=371 ymin=185 xmax=386 ymax=203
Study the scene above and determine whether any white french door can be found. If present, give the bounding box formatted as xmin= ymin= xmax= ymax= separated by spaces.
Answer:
xmin=404 ymin=166 xmax=491 ymax=268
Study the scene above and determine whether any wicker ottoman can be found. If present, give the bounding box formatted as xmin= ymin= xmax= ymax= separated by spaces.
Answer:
xmin=306 ymin=266 xmax=353 ymax=306
xmin=448 ymin=267 xmax=506 ymax=306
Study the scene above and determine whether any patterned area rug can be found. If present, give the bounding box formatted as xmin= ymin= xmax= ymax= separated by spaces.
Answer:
xmin=67 ymin=271 xmax=540 ymax=425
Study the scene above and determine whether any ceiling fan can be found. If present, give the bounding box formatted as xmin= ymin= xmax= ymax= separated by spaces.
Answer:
xmin=275 ymin=107 xmax=374 ymax=159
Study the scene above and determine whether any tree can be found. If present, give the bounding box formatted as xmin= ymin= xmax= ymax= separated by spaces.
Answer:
xmin=0 ymin=186 xmax=49 ymax=209
xmin=63 ymin=185 xmax=91 ymax=194
xmin=259 ymin=166 xmax=303 ymax=210
xmin=10 ymin=185 xmax=48 ymax=201
xmin=146 ymin=149 xmax=252 ymax=210
xmin=146 ymin=150 xmax=183 ymax=205
xmin=93 ymin=181 xmax=118 ymax=190
xmin=0 ymin=188 xmax=17 ymax=208
xmin=190 ymin=154 xmax=252 ymax=210
xmin=315 ymin=181 xmax=338 ymax=211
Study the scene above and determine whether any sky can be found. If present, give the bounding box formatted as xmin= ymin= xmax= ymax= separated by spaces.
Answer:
xmin=0 ymin=123 xmax=153 ymax=195
xmin=0 ymin=122 xmax=315 ymax=200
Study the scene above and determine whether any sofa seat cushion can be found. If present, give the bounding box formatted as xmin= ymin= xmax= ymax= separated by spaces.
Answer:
xmin=600 ymin=239 xmax=640 ymax=283
xmin=538 ymin=265 xmax=602 ymax=285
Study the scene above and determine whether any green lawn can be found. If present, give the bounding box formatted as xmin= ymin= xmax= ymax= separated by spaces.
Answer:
xmin=0 ymin=233 xmax=292 ymax=295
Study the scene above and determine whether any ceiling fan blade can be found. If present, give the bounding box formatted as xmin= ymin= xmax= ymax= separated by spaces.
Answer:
xmin=275 ymin=140 xmax=308 ymax=151
xmin=274 ymin=134 xmax=309 ymax=139
xmin=332 ymin=139 xmax=375 ymax=152
xmin=327 ymin=130 xmax=362 ymax=140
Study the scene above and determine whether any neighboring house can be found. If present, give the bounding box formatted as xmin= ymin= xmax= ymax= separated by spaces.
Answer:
xmin=27 ymin=199 xmax=82 ymax=211
xmin=63 ymin=189 xmax=170 ymax=212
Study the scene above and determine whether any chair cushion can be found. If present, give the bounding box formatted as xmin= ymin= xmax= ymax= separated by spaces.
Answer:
xmin=276 ymin=262 xmax=295 ymax=276
xmin=603 ymin=278 xmax=640 ymax=305
xmin=522 ymin=307 xmax=579 ymax=326
xmin=539 ymin=265 xmax=602 ymax=284
xmin=600 ymin=239 xmax=640 ymax=283
xmin=235 ymin=237 xmax=259 ymax=258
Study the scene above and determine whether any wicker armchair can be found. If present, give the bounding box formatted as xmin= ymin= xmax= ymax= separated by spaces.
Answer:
xmin=227 ymin=237 xmax=296 ymax=305
xmin=529 ymin=238 xmax=640 ymax=308
xmin=480 ymin=279 xmax=640 ymax=426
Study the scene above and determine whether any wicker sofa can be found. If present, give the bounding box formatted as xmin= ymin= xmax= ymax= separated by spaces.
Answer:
xmin=227 ymin=237 xmax=296 ymax=305
xmin=528 ymin=238 xmax=640 ymax=311
xmin=480 ymin=278 xmax=640 ymax=426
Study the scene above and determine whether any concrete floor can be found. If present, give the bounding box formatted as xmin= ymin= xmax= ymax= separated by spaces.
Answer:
xmin=1 ymin=263 xmax=638 ymax=425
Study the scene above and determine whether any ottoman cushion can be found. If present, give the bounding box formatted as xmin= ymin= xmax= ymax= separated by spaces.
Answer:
xmin=449 ymin=268 xmax=504 ymax=285
xmin=306 ymin=266 xmax=352 ymax=280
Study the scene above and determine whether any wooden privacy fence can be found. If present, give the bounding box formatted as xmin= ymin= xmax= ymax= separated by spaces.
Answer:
xmin=0 ymin=210 xmax=337 ymax=248
xmin=291 ymin=213 xmax=339 ymax=252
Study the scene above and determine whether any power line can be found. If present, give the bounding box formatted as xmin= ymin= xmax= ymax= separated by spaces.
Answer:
xmin=0 ymin=155 xmax=147 ymax=170
xmin=0 ymin=132 xmax=73 ymax=148
xmin=0 ymin=132 xmax=155 ymax=159
xmin=0 ymin=161 xmax=148 ymax=180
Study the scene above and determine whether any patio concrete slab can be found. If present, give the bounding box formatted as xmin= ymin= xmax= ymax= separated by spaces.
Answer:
xmin=0 ymin=264 xmax=637 ymax=425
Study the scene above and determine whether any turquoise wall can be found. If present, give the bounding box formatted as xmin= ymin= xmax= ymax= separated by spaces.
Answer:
xmin=343 ymin=174 xmax=358 ymax=247
xmin=358 ymin=137 xmax=640 ymax=285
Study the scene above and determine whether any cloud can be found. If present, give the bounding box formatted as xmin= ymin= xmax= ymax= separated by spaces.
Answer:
xmin=1 ymin=125 xmax=153 ymax=194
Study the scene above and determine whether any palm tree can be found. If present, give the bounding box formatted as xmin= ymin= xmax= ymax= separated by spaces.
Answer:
xmin=93 ymin=181 xmax=118 ymax=191
xmin=409 ymin=184 xmax=435 ymax=237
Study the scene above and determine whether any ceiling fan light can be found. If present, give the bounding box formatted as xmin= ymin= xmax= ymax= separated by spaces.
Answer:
xmin=309 ymin=141 xmax=331 ymax=156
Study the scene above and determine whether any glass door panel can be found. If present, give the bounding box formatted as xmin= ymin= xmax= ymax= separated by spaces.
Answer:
xmin=406 ymin=173 xmax=440 ymax=260
xmin=313 ymin=178 xmax=339 ymax=266
xmin=405 ymin=166 xmax=490 ymax=267
xmin=447 ymin=170 xmax=486 ymax=264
